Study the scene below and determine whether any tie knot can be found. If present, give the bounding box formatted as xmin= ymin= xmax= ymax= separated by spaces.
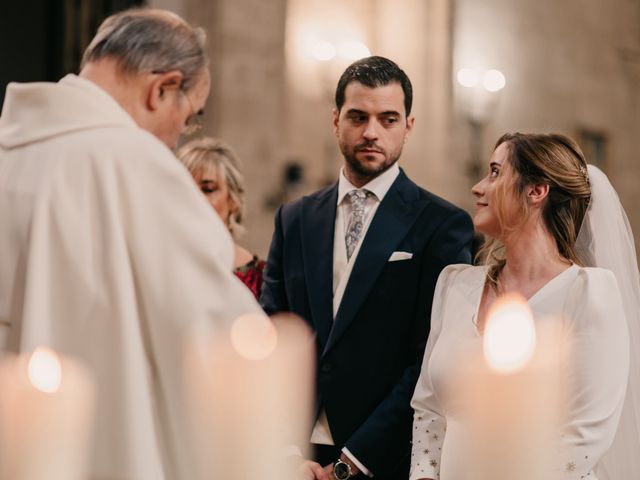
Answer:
xmin=347 ymin=189 xmax=368 ymax=204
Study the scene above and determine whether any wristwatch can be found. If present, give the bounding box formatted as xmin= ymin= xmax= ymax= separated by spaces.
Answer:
xmin=333 ymin=458 xmax=354 ymax=480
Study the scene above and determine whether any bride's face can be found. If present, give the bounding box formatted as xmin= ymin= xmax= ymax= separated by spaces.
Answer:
xmin=471 ymin=143 xmax=519 ymax=237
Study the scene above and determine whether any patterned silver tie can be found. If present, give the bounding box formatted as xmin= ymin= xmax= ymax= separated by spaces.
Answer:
xmin=345 ymin=189 xmax=369 ymax=260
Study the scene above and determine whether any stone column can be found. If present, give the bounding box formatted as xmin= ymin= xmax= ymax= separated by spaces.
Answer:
xmin=150 ymin=0 xmax=288 ymax=257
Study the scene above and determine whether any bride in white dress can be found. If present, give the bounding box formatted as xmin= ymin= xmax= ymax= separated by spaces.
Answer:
xmin=410 ymin=133 xmax=640 ymax=480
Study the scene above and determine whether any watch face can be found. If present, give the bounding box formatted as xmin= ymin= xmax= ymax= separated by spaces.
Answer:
xmin=334 ymin=461 xmax=351 ymax=480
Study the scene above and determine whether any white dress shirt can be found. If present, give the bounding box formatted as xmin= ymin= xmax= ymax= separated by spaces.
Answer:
xmin=332 ymin=163 xmax=399 ymax=318
xmin=310 ymin=163 xmax=400 ymax=475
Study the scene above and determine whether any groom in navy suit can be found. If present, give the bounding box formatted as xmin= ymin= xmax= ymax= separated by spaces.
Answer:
xmin=261 ymin=56 xmax=473 ymax=480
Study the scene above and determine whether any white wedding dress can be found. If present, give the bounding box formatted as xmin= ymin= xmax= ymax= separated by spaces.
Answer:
xmin=409 ymin=263 xmax=630 ymax=480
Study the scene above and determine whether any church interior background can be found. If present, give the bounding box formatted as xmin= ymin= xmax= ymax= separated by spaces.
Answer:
xmin=2 ymin=0 xmax=639 ymax=259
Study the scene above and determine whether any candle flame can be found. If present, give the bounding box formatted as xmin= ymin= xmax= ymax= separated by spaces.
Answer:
xmin=27 ymin=347 xmax=62 ymax=393
xmin=230 ymin=314 xmax=277 ymax=360
xmin=483 ymin=294 xmax=536 ymax=373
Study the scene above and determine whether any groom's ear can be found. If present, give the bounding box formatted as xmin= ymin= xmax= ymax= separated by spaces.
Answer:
xmin=332 ymin=108 xmax=340 ymax=136
xmin=527 ymin=183 xmax=550 ymax=206
xmin=403 ymin=115 xmax=415 ymax=142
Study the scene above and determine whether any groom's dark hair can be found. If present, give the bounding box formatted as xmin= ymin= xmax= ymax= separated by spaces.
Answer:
xmin=334 ymin=56 xmax=413 ymax=117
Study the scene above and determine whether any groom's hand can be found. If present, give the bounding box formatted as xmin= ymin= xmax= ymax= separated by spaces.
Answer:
xmin=297 ymin=459 xmax=331 ymax=480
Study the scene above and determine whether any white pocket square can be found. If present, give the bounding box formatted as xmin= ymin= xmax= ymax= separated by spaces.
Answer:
xmin=388 ymin=251 xmax=413 ymax=262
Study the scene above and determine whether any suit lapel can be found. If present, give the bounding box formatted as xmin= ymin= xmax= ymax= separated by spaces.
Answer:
xmin=323 ymin=170 xmax=430 ymax=356
xmin=301 ymin=184 xmax=338 ymax=348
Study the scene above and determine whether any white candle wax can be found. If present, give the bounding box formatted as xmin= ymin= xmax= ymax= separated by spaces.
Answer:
xmin=186 ymin=313 xmax=314 ymax=480
xmin=0 ymin=347 xmax=95 ymax=480
xmin=451 ymin=295 xmax=565 ymax=480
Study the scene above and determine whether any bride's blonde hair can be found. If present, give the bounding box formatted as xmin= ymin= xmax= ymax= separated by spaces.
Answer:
xmin=477 ymin=133 xmax=592 ymax=291
xmin=177 ymin=137 xmax=246 ymax=238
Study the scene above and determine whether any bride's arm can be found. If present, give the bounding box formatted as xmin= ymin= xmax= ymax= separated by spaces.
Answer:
xmin=409 ymin=265 xmax=463 ymax=480
xmin=555 ymin=268 xmax=629 ymax=478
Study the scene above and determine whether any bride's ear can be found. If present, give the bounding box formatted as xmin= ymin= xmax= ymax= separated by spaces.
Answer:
xmin=527 ymin=183 xmax=549 ymax=206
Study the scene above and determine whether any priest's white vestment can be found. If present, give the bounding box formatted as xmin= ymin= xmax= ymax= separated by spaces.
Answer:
xmin=0 ymin=75 xmax=263 ymax=479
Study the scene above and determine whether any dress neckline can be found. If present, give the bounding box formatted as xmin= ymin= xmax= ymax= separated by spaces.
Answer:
xmin=471 ymin=264 xmax=579 ymax=336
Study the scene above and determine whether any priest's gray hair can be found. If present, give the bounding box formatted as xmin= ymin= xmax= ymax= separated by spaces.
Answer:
xmin=81 ymin=8 xmax=208 ymax=91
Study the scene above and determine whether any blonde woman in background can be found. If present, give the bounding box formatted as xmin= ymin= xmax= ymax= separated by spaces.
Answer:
xmin=178 ymin=137 xmax=266 ymax=299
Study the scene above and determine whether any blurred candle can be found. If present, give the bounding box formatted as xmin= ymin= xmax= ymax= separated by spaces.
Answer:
xmin=186 ymin=313 xmax=314 ymax=480
xmin=0 ymin=347 xmax=95 ymax=480
xmin=454 ymin=294 xmax=564 ymax=480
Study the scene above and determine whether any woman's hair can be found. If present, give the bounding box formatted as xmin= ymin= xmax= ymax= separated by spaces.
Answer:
xmin=177 ymin=137 xmax=246 ymax=237
xmin=478 ymin=132 xmax=592 ymax=291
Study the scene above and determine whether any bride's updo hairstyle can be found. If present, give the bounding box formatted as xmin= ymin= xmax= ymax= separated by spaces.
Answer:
xmin=479 ymin=133 xmax=592 ymax=290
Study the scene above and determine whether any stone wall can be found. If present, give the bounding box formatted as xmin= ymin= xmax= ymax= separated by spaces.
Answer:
xmin=150 ymin=0 xmax=640 ymax=257
xmin=151 ymin=0 xmax=288 ymax=257
xmin=452 ymin=0 xmax=640 ymax=243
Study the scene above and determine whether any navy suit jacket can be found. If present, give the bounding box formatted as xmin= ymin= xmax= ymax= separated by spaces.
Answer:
xmin=261 ymin=169 xmax=473 ymax=478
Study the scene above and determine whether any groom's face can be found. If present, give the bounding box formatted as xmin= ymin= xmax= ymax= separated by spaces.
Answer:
xmin=333 ymin=81 xmax=414 ymax=187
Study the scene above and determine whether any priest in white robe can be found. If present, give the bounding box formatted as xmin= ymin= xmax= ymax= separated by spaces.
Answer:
xmin=0 ymin=8 xmax=263 ymax=479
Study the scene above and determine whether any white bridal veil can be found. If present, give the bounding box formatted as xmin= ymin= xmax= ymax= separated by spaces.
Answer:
xmin=575 ymin=165 xmax=640 ymax=479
